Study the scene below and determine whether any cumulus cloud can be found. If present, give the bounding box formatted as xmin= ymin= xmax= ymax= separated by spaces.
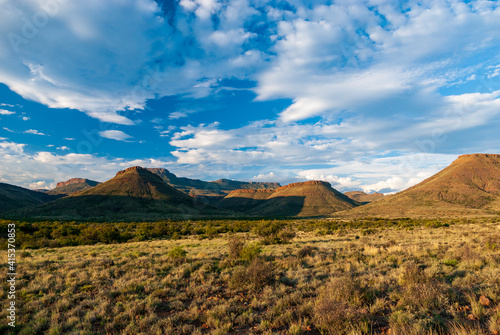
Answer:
xmin=299 ymin=174 xmax=362 ymax=191
xmin=99 ymin=130 xmax=133 ymax=142
xmin=0 ymin=109 xmax=15 ymax=115
xmin=29 ymin=180 xmax=51 ymax=190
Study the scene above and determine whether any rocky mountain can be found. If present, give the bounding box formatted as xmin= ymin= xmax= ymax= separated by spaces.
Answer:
xmin=145 ymin=168 xmax=280 ymax=198
xmin=344 ymin=191 xmax=385 ymax=204
xmin=218 ymin=180 xmax=359 ymax=217
xmin=344 ymin=154 xmax=500 ymax=217
xmin=46 ymin=178 xmax=100 ymax=196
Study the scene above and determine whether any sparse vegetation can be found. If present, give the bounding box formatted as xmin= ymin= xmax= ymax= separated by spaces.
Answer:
xmin=1 ymin=218 xmax=499 ymax=334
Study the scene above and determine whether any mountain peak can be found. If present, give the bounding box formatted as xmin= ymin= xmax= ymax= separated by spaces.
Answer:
xmin=116 ymin=166 xmax=147 ymax=176
xmin=456 ymin=153 xmax=500 ymax=160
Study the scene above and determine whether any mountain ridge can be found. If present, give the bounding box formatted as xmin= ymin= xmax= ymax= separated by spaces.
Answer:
xmin=218 ymin=180 xmax=359 ymax=217
xmin=341 ymin=153 xmax=500 ymax=217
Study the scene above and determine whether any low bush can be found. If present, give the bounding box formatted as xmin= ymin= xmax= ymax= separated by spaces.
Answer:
xmin=314 ymin=276 xmax=370 ymax=334
xmin=229 ymin=258 xmax=274 ymax=291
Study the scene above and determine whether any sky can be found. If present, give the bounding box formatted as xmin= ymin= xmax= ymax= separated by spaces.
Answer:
xmin=1 ymin=0 xmax=500 ymax=193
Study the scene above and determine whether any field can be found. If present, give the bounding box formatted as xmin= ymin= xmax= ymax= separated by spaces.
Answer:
xmin=2 ymin=218 xmax=500 ymax=334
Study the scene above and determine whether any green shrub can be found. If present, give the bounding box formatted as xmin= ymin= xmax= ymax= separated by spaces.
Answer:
xmin=168 ymin=246 xmax=187 ymax=261
xmin=253 ymin=221 xmax=295 ymax=244
xmin=240 ymin=243 xmax=262 ymax=262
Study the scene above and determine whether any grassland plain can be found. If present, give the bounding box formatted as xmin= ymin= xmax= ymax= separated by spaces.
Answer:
xmin=1 ymin=219 xmax=500 ymax=334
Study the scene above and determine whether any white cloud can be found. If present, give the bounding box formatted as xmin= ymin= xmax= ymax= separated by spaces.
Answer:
xmin=169 ymin=111 xmax=189 ymax=120
xmin=256 ymin=1 xmax=500 ymax=123
xmin=29 ymin=180 xmax=50 ymax=190
xmin=251 ymin=172 xmax=276 ymax=182
xmin=299 ymin=174 xmax=362 ymax=191
xmin=22 ymin=116 xmax=30 ymax=121
xmin=64 ymin=137 xmax=75 ymax=141
xmin=0 ymin=109 xmax=15 ymax=115
xmin=0 ymin=0 xmax=266 ymax=124
xmin=99 ymin=130 xmax=133 ymax=142
xmin=56 ymin=146 xmax=69 ymax=151
xmin=24 ymin=129 xmax=46 ymax=135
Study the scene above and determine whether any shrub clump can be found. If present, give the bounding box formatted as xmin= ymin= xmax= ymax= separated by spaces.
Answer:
xmin=168 ymin=246 xmax=187 ymax=263
xmin=314 ymin=276 xmax=370 ymax=334
xmin=229 ymin=258 xmax=274 ymax=291
xmin=227 ymin=235 xmax=245 ymax=260
xmin=253 ymin=221 xmax=296 ymax=245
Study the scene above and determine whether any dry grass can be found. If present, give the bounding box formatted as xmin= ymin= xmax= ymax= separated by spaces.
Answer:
xmin=1 ymin=220 xmax=500 ymax=334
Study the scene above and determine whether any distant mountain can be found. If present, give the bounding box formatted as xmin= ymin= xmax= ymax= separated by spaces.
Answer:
xmin=46 ymin=178 xmax=100 ymax=196
xmin=0 ymin=183 xmax=60 ymax=213
xmin=218 ymin=180 xmax=359 ymax=217
xmin=15 ymin=167 xmax=223 ymax=220
xmin=344 ymin=191 xmax=384 ymax=204
xmin=145 ymin=168 xmax=280 ymax=197
xmin=345 ymin=153 xmax=500 ymax=217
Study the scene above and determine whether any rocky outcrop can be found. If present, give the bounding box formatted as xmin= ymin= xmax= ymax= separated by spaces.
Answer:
xmin=115 ymin=166 xmax=146 ymax=176
xmin=227 ymin=189 xmax=275 ymax=196
xmin=56 ymin=178 xmax=94 ymax=188
xmin=273 ymin=180 xmax=331 ymax=192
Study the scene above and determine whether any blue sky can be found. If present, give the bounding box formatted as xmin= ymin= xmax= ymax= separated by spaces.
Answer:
xmin=1 ymin=0 xmax=500 ymax=192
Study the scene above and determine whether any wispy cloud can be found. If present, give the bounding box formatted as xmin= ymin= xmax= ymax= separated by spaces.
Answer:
xmin=24 ymin=129 xmax=46 ymax=135
xmin=99 ymin=130 xmax=133 ymax=142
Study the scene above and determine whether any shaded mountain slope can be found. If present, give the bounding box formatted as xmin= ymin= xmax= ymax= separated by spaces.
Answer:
xmin=0 ymin=183 xmax=60 ymax=213
xmin=344 ymin=191 xmax=385 ymax=204
xmin=218 ymin=181 xmax=359 ymax=217
xmin=344 ymin=154 xmax=500 ymax=217
xmin=216 ymin=189 xmax=274 ymax=212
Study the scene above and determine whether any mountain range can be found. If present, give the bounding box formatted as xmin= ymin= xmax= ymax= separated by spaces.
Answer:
xmin=1 ymin=153 xmax=499 ymax=219
xmin=38 ymin=168 xmax=280 ymax=199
